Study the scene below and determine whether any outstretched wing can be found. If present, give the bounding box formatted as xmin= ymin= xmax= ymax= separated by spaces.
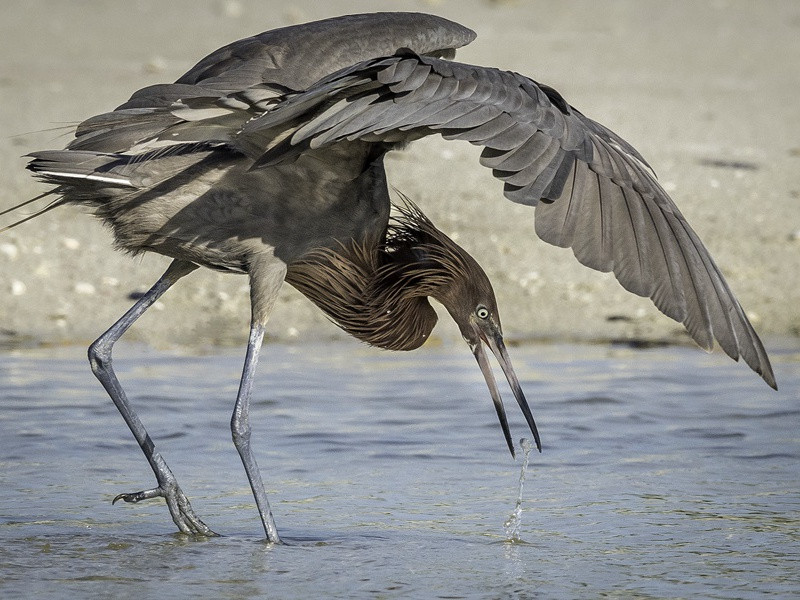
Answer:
xmin=244 ymin=53 xmax=776 ymax=388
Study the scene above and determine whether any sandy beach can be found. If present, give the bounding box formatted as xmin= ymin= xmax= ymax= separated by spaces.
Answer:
xmin=1 ymin=0 xmax=798 ymax=350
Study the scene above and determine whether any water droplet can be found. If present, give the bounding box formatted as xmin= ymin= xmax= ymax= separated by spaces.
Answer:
xmin=503 ymin=437 xmax=533 ymax=542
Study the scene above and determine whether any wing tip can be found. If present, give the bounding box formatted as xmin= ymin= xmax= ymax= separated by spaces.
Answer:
xmin=753 ymin=348 xmax=778 ymax=390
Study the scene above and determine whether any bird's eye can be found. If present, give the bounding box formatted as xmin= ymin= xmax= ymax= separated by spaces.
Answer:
xmin=476 ymin=306 xmax=490 ymax=320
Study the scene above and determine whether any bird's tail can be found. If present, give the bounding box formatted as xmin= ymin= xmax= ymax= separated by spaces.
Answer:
xmin=2 ymin=149 xmax=137 ymax=233
xmin=0 ymin=150 xmax=130 ymax=233
xmin=26 ymin=150 xmax=139 ymax=189
xmin=1 ymin=149 xmax=144 ymax=234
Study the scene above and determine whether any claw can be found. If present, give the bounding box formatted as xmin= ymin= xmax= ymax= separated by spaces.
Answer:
xmin=112 ymin=484 xmax=218 ymax=536
xmin=112 ymin=488 xmax=162 ymax=504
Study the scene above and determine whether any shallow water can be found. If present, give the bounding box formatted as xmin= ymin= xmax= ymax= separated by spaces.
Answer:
xmin=1 ymin=340 xmax=798 ymax=599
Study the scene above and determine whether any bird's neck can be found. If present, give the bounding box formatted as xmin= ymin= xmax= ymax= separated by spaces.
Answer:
xmin=285 ymin=202 xmax=463 ymax=351
xmin=285 ymin=236 xmax=442 ymax=351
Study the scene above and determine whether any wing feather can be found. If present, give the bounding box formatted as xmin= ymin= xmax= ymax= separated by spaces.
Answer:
xmin=446 ymin=113 xmax=516 ymax=144
xmin=245 ymin=53 xmax=774 ymax=387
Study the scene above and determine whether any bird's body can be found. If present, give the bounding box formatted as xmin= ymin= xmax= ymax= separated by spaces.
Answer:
xmin=3 ymin=12 xmax=775 ymax=541
xmin=58 ymin=141 xmax=390 ymax=270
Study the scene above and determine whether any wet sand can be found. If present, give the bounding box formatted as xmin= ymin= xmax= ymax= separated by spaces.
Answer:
xmin=1 ymin=0 xmax=798 ymax=349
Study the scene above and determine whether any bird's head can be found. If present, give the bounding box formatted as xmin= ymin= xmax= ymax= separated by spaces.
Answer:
xmin=434 ymin=253 xmax=541 ymax=457
xmin=388 ymin=199 xmax=541 ymax=456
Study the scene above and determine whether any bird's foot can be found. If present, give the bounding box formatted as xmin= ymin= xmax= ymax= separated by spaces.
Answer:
xmin=113 ymin=483 xmax=217 ymax=536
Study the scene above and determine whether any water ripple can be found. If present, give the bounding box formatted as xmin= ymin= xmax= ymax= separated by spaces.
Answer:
xmin=0 ymin=340 xmax=798 ymax=599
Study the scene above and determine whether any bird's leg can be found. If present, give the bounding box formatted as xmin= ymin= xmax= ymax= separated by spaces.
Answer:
xmin=231 ymin=321 xmax=281 ymax=542
xmin=230 ymin=259 xmax=286 ymax=543
xmin=88 ymin=259 xmax=215 ymax=536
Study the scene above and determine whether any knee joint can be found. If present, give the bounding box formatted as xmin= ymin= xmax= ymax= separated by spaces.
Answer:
xmin=231 ymin=417 xmax=251 ymax=446
xmin=88 ymin=339 xmax=112 ymax=373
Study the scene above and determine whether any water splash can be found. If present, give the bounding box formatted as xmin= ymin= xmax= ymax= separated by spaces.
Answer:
xmin=503 ymin=437 xmax=533 ymax=542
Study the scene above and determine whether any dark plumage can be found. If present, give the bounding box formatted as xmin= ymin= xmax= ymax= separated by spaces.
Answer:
xmin=2 ymin=12 xmax=775 ymax=541
xmin=287 ymin=199 xmax=492 ymax=352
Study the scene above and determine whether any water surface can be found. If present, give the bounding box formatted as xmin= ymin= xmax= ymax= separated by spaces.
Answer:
xmin=1 ymin=340 xmax=798 ymax=598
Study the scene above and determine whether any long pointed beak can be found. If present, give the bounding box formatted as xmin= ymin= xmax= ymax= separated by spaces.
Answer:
xmin=470 ymin=324 xmax=541 ymax=457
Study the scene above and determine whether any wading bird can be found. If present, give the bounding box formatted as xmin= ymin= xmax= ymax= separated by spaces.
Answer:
xmin=2 ymin=13 xmax=775 ymax=541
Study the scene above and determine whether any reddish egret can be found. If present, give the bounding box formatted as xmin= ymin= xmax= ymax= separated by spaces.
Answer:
xmin=2 ymin=13 xmax=775 ymax=541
